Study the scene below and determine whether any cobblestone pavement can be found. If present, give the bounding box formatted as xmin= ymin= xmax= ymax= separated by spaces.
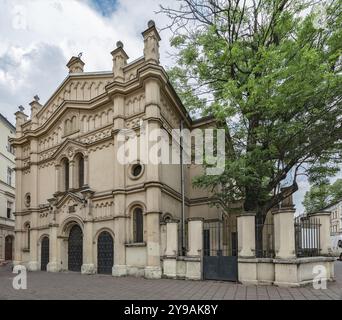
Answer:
xmin=0 ymin=261 xmax=341 ymax=300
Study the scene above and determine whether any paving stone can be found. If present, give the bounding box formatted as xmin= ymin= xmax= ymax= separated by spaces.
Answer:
xmin=0 ymin=261 xmax=340 ymax=300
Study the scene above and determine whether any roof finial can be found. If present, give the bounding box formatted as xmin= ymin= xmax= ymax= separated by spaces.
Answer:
xmin=148 ymin=20 xmax=155 ymax=28
xmin=116 ymin=41 xmax=123 ymax=48
xmin=34 ymin=95 xmax=40 ymax=102
xmin=78 ymin=52 xmax=83 ymax=59
xmin=18 ymin=105 xmax=25 ymax=112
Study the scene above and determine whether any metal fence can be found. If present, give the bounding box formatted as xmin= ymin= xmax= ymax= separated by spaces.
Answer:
xmin=203 ymin=221 xmax=229 ymax=256
xmin=294 ymin=215 xmax=321 ymax=257
xmin=203 ymin=219 xmax=238 ymax=257
xmin=255 ymin=215 xmax=275 ymax=258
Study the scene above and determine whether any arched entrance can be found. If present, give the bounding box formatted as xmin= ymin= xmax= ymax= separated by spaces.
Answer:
xmin=97 ymin=231 xmax=114 ymax=274
xmin=68 ymin=225 xmax=83 ymax=272
xmin=41 ymin=237 xmax=49 ymax=271
xmin=5 ymin=236 xmax=13 ymax=261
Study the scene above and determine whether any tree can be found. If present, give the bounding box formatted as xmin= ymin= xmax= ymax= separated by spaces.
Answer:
xmin=160 ymin=0 xmax=342 ymax=222
xmin=303 ymin=179 xmax=342 ymax=213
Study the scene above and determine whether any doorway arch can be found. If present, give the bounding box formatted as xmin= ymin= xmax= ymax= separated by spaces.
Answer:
xmin=97 ymin=231 xmax=114 ymax=274
xmin=5 ymin=235 xmax=13 ymax=261
xmin=40 ymin=236 xmax=49 ymax=271
xmin=68 ymin=225 xmax=83 ymax=272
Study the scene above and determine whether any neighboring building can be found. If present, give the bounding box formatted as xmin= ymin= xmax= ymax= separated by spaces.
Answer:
xmin=324 ymin=199 xmax=342 ymax=235
xmin=11 ymin=21 xmax=235 ymax=278
xmin=0 ymin=114 xmax=15 ymax=262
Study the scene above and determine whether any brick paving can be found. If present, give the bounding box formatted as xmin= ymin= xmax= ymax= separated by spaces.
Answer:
xmin=0 ymin=261 xmax=341 ymax=300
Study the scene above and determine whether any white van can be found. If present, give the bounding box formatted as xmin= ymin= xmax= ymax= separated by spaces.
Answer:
xmin=331 ymin=234 xmax=342 ymax=260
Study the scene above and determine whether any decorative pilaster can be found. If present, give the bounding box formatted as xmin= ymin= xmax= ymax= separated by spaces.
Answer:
xmin=28 ymin=229 xmax=39 ymax=271
xmin=69 ymin=160 xmax=75 ymax=190
xmin=144 ymin=209 xmax=162 ymax=279
xmin=81 ymin=189 xmax=95 ymax=274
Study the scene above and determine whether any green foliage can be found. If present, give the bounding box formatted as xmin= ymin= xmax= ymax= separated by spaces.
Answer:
xmin=162 ymin=0 xmax=342 ymax=215
xmin=303 ymin=179 xmax=342 ymax=213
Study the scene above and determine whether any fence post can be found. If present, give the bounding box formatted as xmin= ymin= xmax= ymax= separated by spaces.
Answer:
xmin=237 ymin=212 xmax=258 ymax=285
xmin=273 ymin=206 xmax=296 ymax=259
xmin=187 ymin=218 xmax=203 ymax=257
xmin=185 ymin=218 xmax=203 ymax=280
xmin=237 ymin=213 xmax=256 ymax=258
xmin=309 ymin=211 xmax=331 ymax=256
xmin=163 ymin=220 xmax=179 ymax=278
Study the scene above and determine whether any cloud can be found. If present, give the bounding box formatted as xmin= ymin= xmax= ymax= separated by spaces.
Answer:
xmin=0 ymin=0 xmax=174 ymax=123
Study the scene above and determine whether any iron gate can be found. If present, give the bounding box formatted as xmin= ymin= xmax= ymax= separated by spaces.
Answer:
xmin=203 ymin=220 xmax=238 ymax=281
xmin=5 ymin=236 xmax=13 ymax=261
xmin=68 ymin=225 xmax=83 ymax=272
xmin=97 ymin=231 xmax=114 ymax=274
xmin=41 ymin=237 xmax=49 ymax=271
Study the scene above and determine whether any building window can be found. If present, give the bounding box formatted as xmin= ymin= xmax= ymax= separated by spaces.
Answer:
xmin=133 ymin=207 xmax=144 ymax=243
xmin=7 ymin=167 xmax=12 ymax=186
xmin=129 ymin=163 xmax=144 ymax=180
xmin=24 ymin=193 xmax=31 ymax=207
xmin=7 ymin=201 xmax=12 ymax=219
xmin=7 ymin=138 xmax=14 ymax=154
xmin=61 ymin=158 xmax=69 ymax=191
xmin=76 ymin=154 xmax=84 ymax=188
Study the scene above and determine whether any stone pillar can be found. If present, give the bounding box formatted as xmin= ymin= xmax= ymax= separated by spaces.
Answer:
xmin=47 ymin=224 xmax=58 ymax=272
xmin=187 ymin=219 xmax=203 ymax=257
xmin=310 ymin=211 xmax=331 ymax=256
xmin=273 ymin=207 xmax=296 ymax=259
xmin=237 ymin=213 xmax=256 ymax=258
xmin=163 ymin=220 xmax=179 ymax=278
xmin=237 ymin=212 xmax=257 ymax=285
xmin=185 ymin=218 xmax=203 ymax=280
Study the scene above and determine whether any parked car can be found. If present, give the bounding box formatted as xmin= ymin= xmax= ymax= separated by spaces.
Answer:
xmin=331 ymin=234 xmax=342 ymax=260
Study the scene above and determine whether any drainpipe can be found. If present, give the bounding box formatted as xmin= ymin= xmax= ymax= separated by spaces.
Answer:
xmin=180 ymin=120 xmax=186 ymax=256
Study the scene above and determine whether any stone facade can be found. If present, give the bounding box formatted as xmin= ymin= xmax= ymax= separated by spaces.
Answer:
xmin=11 ymin=22 xmax=223 ymax=278
xmin=0 ymin=114 xmax=15 ymax=262
xmin=325 ymin=200 xmax=342 ymax=235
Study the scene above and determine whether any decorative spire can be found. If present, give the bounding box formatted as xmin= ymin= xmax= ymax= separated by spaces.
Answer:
xmin=111 ymin=41 xmax=129 ymax=82
xmin=142 ymin=20 xmax=161 ymax=64
xmin=66 ymin=55 xmax=85 ymax=73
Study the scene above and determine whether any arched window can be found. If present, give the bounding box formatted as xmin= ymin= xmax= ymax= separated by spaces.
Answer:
xmin=78 ymin=155 xmax=84 ymax=188
xmin=61 ymin=158 xmax=69 ymax=191
xmin=74 ymin=153 xmax=84 ymax=189
xmin=133 ymin=207 xmax=143 ymax=243
xmin=24 ymin=222 xmax=31 ymax=250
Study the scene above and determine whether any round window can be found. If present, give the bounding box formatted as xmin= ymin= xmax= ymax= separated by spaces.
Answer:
xmin=24 ymin=193 xmax=31 ymax=207
xmin=132 ymin=164 xmax=143 ymax=177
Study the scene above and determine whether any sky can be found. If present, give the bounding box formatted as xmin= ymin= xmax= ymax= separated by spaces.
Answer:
xmin=0 ymin=0 xmax=339 ymax=213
